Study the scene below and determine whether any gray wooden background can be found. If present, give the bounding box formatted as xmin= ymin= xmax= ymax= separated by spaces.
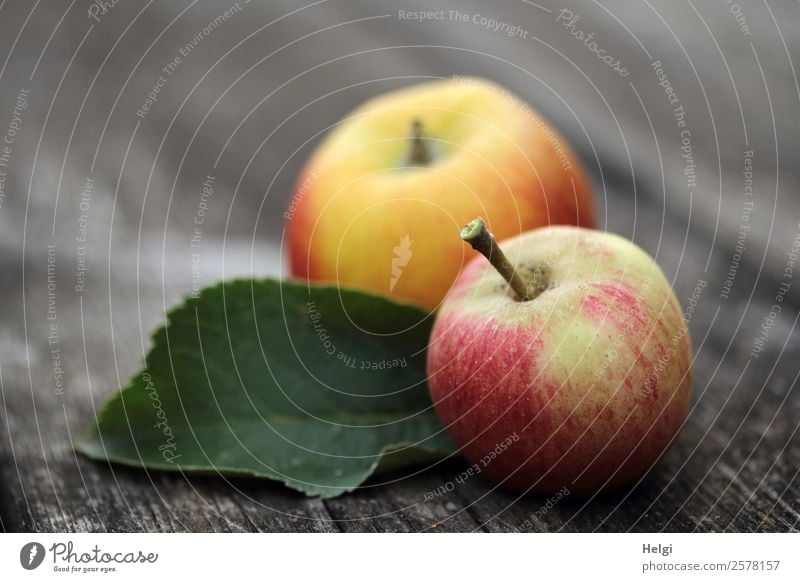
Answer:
xmin=1 ymin=0 xmax=798 ymax=532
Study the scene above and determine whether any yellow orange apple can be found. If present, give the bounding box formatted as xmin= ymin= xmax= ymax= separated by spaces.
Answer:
xmin=286 ymin=77 xmax=595 ymax=310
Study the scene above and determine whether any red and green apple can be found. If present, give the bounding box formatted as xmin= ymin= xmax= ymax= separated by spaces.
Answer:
xmin=427 ymin=218 xmax=692 ymax=495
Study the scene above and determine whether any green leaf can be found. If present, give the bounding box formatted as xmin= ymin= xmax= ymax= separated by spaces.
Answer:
xmin=76 ymin=278 xmax=455 ymax=498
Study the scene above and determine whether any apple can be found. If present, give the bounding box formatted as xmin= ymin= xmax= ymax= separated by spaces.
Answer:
xmin=426 ymin=218 xmax=692 ymax=495
xmin=286 ymin=77 xmax=595 ymax=310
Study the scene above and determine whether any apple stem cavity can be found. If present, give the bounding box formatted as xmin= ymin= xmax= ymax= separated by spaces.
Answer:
xmin=460 ymin=217 xmax=543 ymax=302
xmin=408 ymin=119 xmax=432 ymax=166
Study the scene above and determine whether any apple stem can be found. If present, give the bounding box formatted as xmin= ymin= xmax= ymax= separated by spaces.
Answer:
xmin=460 ymin=217 xmax=536 ymax=301
xmin=408 ymin=119 xmax=432 ymax=166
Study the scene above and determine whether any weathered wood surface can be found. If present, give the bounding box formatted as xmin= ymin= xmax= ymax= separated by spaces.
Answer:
xmin=0 ymin=0 xmax=798 ymax=532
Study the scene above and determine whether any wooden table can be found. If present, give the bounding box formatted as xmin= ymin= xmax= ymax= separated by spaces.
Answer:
xmin=1 ymin=0 xmax=798 ymax=532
